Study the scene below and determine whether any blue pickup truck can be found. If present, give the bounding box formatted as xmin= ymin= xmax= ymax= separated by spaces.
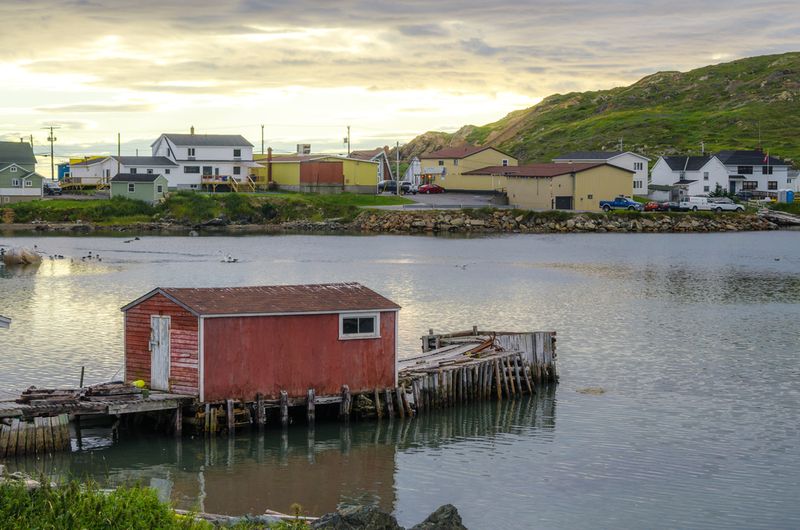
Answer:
xmin=600 ymin=196 xmax=642 ymax=212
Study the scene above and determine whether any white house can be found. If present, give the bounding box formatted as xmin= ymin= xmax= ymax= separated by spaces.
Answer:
xmin=553 ymin=151 xmax=650 ymax=194
xmin=715 ymin=150 xmax=793 ymax=196
xmin=650 ymin=155 xmax=730 ymax=198
xmin=70 ymin=156 xmax=178 ymax=186
xmin=150 ymin=129 xmax=257 ymax=189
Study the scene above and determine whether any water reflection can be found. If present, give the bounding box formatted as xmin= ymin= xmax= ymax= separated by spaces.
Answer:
xmin=7 ymin=391 xmax=556 ymax=517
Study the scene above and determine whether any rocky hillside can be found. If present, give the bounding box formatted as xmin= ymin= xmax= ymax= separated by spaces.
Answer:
xmin=401 ymin=52 xmax=800 ymax=165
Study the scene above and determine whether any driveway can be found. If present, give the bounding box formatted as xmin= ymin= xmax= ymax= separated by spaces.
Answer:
xmin=377 ymin=191 xmax=507 ymax=209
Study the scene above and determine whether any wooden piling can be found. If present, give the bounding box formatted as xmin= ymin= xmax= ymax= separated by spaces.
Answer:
xmin=210 ymin=406 xmax=218 ymax=433
xmin=384 ymin=388 xmax=394 ymax=417
xmin=226 ymin=399 xmax=235 ymax=433
xmin=255 ymin=393 xmax=266 ymax=428
xmin=519 ymin=353 xmax=533 ymax=394
xmin=280 ymin=391 xmax=289 ymax=427
xmin=204 ymin=403 xmax=211 ymax=434
xmin=307 ymin=388 xmax=316 ymax=425
xmin=175 ymin=406 xmax=183 ymax=436
xmin=411 ymin=380 xmax=421 ymax=413
xmin=373 ymin=388 xmax=383 ymax=419
xmin=513 ymin=357 xmax=523 ymax=396
xmin=395 ymin=387 xmax=405 ymax=418
xmin=340 ymin=385 xmax=351 ymax=420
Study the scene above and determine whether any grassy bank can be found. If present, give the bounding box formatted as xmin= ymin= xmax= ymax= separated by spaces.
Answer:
xmin=0 ymin=480 xmax=305 ymax=529
xmin=769 ymin=202 xmax=800 ymax=215
xmin=1 ymin=192 xmax=413 ymax=226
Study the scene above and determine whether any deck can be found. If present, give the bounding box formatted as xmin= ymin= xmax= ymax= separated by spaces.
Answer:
xmin=0 ymin=392 xmax=194 ymax=420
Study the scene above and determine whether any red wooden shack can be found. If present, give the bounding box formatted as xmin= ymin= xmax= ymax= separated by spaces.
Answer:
xmin=121 ymin=283 xmax=400 ymax=402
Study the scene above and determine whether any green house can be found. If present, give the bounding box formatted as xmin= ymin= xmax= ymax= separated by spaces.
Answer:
xmin=0 ymin=141 xmax=44 ymax=204
xmin=110 ymin=173 xmax=169 ymax=204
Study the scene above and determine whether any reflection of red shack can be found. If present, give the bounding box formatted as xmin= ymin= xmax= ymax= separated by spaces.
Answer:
xmin=121 ymin=283 xmax=400 ymax=401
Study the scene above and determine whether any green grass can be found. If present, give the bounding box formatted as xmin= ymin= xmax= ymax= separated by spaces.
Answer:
xmin=0 ymin=480 xmax=308 ymax=530
xmin=769 ymin=202 xmax=800 ymax=215
xmin=5 ymin=197 xmax=156 ymax=223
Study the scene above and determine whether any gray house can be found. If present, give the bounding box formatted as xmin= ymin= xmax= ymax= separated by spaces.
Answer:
xmin=0 ymin=141 xmax=44 ymax=204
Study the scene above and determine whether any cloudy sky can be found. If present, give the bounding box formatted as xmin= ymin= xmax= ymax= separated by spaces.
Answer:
xmin=1 ymin=0 xmax=799 ymax=166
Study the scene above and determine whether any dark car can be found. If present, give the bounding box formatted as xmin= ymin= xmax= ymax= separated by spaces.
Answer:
xmin=418 ymin=183 xmax=445 ymax=194
xmin=644 ymin=201 xmax=670 ymax=212
xmin=43 ymin=181 xmax=62 ymax=196
xmin=378 ymin=180 xmax=415 ymax=194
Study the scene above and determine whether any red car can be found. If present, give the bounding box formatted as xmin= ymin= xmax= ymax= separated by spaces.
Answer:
xmin=644 ymin=201 xmax=670 ymax=212
xmin=419 ymin=183 xmax=445 ymax=194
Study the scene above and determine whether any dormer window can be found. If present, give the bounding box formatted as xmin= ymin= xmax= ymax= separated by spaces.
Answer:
xmin=9 ymin=166 xmax=17 ymax=172
xmin=188 ymin=148 xmax=196 ymax=157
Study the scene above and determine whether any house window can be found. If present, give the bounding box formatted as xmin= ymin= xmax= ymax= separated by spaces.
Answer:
xmin=768 ymin=181 xmax=778 ymax=190
xmin=587 ymin=194 xmax=593 ymax=200
xmin=130 ymin=168 xmax=137 ymax=174
xmin=233 ymin=166 xmax=241 ymax=175
xmin=24 ymin=180 xmax=32 ymax=187
xmin=502 ymin=159 xmax=509 ymax=167
xmin=703 ymin=186 xmax=710 ymax=192
xmin=9 ymin=166 xmax=17 ymax=172
xmin=11 ymin=179 xmax=20 ymax=187
xmin=188 ymin=148 xmax=196 ymax=157
xmin=438 ymin=160 xmax=444 ymax=166
xmin=165 ymin=169 xmax=171 ymax=174
xmin=184 ymin=166 xmax=200 ymax=174
xmin=737 ymin=166 xmax=753 ymax=175
xmin=2 ymin=197 xmax=9 ymax=203
xmin=157 ymin=185 xmax=163 ymax=194
xmin=633 ymin=181 xmax=642 ymax=189
xmin=453 ymin=159 xmax=458 ymax=166
xmin=742 ymin=181 xmax=758 ymax=190
xmin=339 ymin=313 xmax=380 ymax=340
xmin=233 ymin=149 xmax=241 ymax=157
xmin=147 ymin=169 xmax=154 ymax=174
xmin=128 ymin=183 xmax=135 ymax=193
xmin=634 ymin=162 xmax=643 ymax=171
xmin=105 ymin=169 xmax=110 ymax=178
xmin=703 ymin=172 xmax=709 ymax=181
xmin=762 ymin=166 xmax=773 ymax=175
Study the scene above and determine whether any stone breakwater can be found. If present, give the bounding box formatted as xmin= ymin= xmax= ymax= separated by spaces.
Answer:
xmin=353 ymin=210 xmax=779 ymax=234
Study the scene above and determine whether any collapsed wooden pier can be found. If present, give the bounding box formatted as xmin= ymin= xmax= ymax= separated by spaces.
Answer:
xmin=0 ymin=329 xmax=557 ymax=458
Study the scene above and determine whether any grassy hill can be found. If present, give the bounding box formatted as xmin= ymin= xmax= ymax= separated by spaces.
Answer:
xmin=401 ymin=52 xmax=800 ymax=166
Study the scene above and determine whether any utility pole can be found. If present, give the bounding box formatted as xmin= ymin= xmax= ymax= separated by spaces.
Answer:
xmin=43 ymin=126 xmax=59 ymax=181
xmin=618 ymin=137 xmax=623 ymax=151
xmin=700 ymin=141 xmax=705 ymax=155
xmin=346 ymin=125 xmax=351 ymax=156
xmin=396 ymin=141 xmax=400 ymax=196
xmin=117 ymin=132 xmax=121 ymax=177
xmin=261 ymin=124 xmax=265 ymax=155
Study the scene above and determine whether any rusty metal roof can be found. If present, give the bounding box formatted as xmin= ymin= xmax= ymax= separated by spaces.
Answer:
xmin=122 ymin=283 xmax=400 ymax=316
xmin=462 ymin=162 xmax=628 ymax=177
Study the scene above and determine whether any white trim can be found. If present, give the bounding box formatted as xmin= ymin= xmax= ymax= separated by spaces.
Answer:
xmin=394 ymin=311 xmax=399 ymax=387
xmin=122 ymin=313 xmax=127 ymax=382
xmin=9 ymin=166 xmax=17 ymax=172
xmin=199 ymin=316 xmax=205 ymax=402
xmin=338 ymin=312 xmax=380 ymax=340
xmin=206 ymin=308 xmax=398 ymax=319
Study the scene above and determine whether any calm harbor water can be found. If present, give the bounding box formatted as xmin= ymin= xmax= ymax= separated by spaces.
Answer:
xmin=1 ymin=231 xmax=799 ymax=529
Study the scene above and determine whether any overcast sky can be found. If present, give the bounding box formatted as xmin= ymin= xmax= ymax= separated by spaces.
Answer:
xmin=1 ymin=0 xmax=798 ymax=162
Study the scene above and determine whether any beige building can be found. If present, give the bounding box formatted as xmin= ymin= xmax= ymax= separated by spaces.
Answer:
xmin=419 ymin=146 xmax=517 ymax=191
xmin=465 ymin=163 xmax=634 ymax=211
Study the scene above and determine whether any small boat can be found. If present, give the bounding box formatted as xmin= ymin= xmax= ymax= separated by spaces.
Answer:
xmin=0 ymin=315 xmax=10 ymax=329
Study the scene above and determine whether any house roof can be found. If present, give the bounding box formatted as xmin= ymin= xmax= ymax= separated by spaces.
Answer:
xmin=648 ymin=184 xmax=675 ymax=191
xmin=159 ymin=133 xmax=254 ymax=147
xmin=661 ymin=156 xmax=712 ymax=171
xmin=257 ymin=154 xmax=341 ymax=163
xmin=70 ymin=157 xmax=110 ymax=167
xmin=121 ymin=283 xmax=401 ymax=316
xmin=0 ymin=141 xmax=36 ymax=165
xmin=420 ymin=145 xmax=514 ymax=160
xmin=462 ymin=162 xmax=632 ymax=178
xmin=349 ymin=148 xmax=383 ymax=160
xmin=110 ymin=173 xmax=164 ymax=182
xmin=114 ymin=156 xmax=178 ymax=166
xmin=553 ymin=150 xmax=650 ymax=162
xmin=715 ymin=150 xmax=789 ymax=166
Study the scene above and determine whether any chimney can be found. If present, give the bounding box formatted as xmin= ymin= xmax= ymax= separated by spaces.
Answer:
xmin=190 ymin=126 xmax=195 ymax=135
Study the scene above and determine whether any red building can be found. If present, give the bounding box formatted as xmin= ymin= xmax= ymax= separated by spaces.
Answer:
xmin=121 ymin=283 xmax=400 ymax=402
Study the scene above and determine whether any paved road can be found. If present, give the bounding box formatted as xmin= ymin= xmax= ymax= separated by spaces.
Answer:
xmin=378 ymin=191 xmax=505 ymax=209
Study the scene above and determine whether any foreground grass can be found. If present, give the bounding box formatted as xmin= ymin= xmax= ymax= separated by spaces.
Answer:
xmin=1 ymin=191 xmax=413 ymax=225
xmin=0 ymin=480 xmax=307 ymax=530
xmin=769 ymin=201 xmax=800 ymax=215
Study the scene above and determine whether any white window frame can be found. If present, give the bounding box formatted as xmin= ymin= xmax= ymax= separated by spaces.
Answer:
xmin=157 ymin=184 xmax=163 ymax=194
xmin=338 ymin=312 xmax=380 ymax=340
xmin=10 ymin=166 xmax=17 ymax=173
xmin=188 ymin=147 xmax=196 ymax=157
xmin=502 ymin=159 xmax=509 ymax=167
xmin=11 ymin=178 xmax=20 ymax=187
xmin=24 ymin=179 xmax=32 ymax=187
xmin=128 ymin=183 xmax=135 ymax=193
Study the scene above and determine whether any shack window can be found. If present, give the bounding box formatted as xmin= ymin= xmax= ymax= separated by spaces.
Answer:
xmin=339 ymin=313 xmax=380 ymax=340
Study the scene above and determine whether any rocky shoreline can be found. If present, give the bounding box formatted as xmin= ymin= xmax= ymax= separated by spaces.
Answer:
xmin=0 ymin=209 xmax=782 ymax=235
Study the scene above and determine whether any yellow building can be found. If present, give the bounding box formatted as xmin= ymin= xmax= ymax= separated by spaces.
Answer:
xmin=466 ymin=163 xmax=634 ymax=211
xmin=253 ymin=153 xmax=379 ymax=193
xmin=419 ymin=146 xmax=518 ymax=191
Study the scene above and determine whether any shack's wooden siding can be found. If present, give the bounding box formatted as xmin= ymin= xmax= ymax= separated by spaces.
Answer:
xmin=124 ymin=293 xmax=200 ymax=395
xmin=202 ymin=311 xmax=396 ymax=401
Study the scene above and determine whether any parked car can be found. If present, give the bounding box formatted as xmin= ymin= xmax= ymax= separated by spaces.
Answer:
xmin=418 ymin=183 xmax=445 ymax=194
xmin=678 ymin=196 xmax=713 ymax=211
xmin=599 ymin=196 xmax=642 ymax=211
xmin=378 ymin=180 xmax=415 ymax=194
xmin=644 ymin=201 xmax=670 ymax=212
xmin=708 ymin=197 xmax=745 ymax=212
xmin=43 ymin=181 xmax=62 ymax=196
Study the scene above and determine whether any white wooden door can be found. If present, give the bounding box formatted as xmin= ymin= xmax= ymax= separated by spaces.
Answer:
xmin=150 ymin=315 xmax=170 ymax=391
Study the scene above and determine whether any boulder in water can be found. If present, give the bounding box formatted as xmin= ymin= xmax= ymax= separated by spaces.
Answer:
xmin=1 ymin=247 xmax=42 ymax=266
